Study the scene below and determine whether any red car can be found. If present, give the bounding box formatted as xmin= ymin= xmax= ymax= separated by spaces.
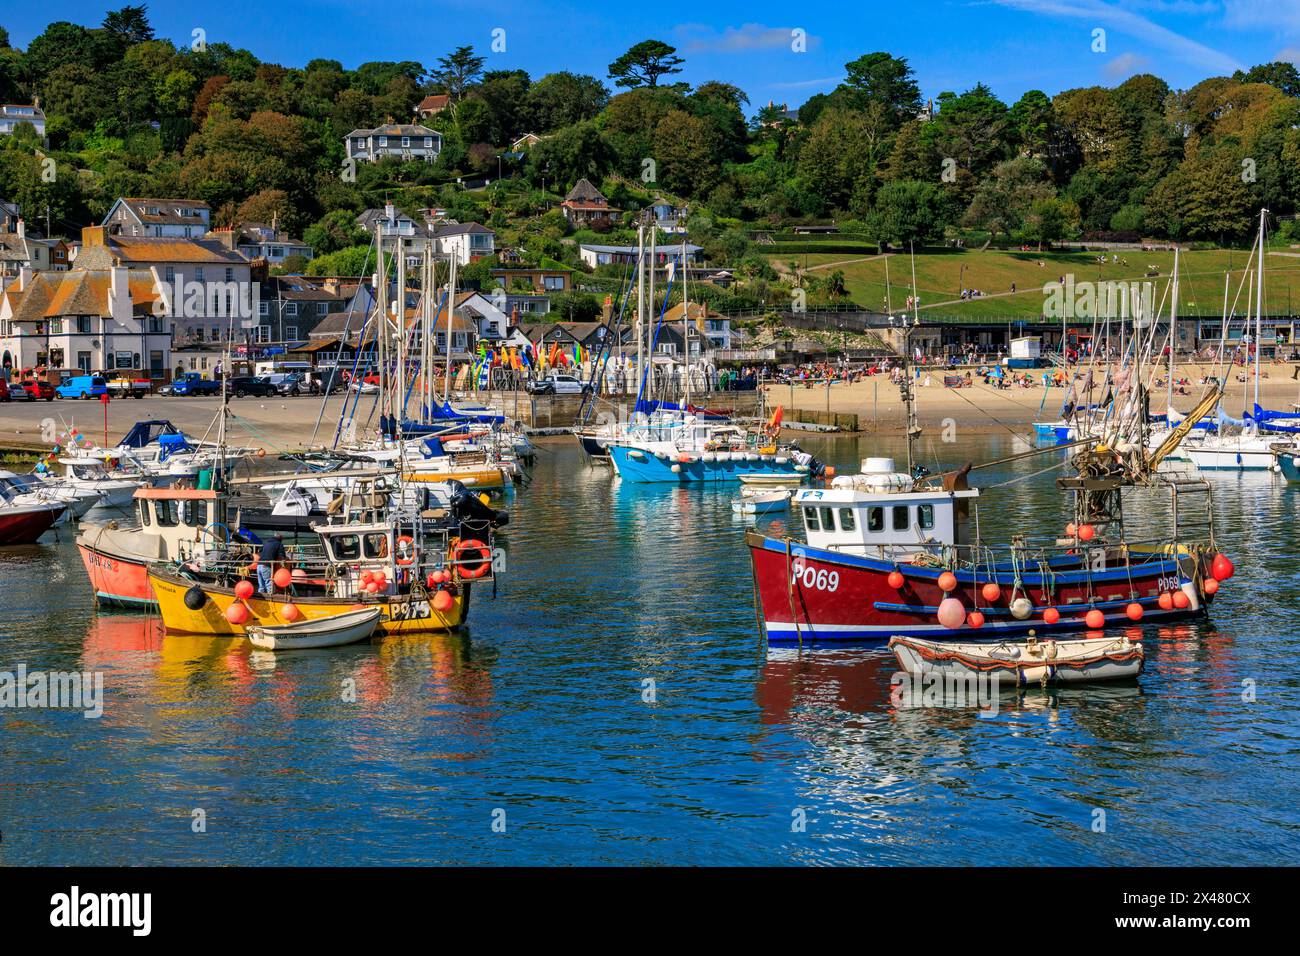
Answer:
xmin=0 ymin=379 xmax=9 ymax=402
xmin=18 ymin=379 xmax=54 ymax=401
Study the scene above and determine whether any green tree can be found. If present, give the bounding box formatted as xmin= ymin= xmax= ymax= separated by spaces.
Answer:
xmin=431 ymin=46 xmax=485 ymax=102
xmin=102 ymin=6 xmax=155 ymax=46
xmin=864 ymin=180 xmax=950 ymax=246
xmin=840 ymin=51 xmax=921 ymax=126
xmin=607 ymin=40 xmax=684 ymax=89
xmin=654 ymin=110 xmax=719 ymax=196
xmin=525 ymin=71 xmax=609 ymax=132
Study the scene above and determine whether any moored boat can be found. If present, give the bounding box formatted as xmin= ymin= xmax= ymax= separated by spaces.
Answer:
xmin=245 ymin=606 xmax=383 ymax=650
xmin=889 ymin=633 xmax=1145 ymax=684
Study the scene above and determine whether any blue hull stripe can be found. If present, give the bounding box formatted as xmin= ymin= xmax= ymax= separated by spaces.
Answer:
xmin=609 ymin=446 xmax=800 ymax=483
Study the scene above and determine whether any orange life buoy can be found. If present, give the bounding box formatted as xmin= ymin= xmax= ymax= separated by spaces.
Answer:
xmin=395 ymin=535 xmax=417 ymax=566
xmin=454 ymin=539 xmax=491 ymax=579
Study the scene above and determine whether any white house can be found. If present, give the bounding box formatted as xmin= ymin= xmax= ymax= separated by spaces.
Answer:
xmin=0 ymin=104 xmax=46 ymax=139
xmin=103 ymin=198 xmax=212 ymax=238
xmin=345 ymin=124 xmax=442 ymax=163
xmin=434 ymin=222 xmax=495 ymax=266
xmin=0 ymin=265 xmax=172 ymax=378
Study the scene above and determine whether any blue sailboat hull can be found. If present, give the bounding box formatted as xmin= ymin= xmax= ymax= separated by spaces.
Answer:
xmin=608 ymin=445 xmax=801 ymax=483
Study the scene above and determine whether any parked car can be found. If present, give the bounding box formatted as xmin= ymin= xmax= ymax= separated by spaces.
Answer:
xmin=55 ymin=375 xmax=108 ymax=400
xmin=0 ymin=379 xmax=9 ymax=402
xmin=525 ymin=374 xmax=592 ymax=395
xmin=19 ymin=378 xmax=55 ymax=401
xmin=268 ymin=372 xmax=306 ymax=396
xmin=226 ymin=376 xmax=278 ymax=398
xmin=105 ymin=374 xmax=152 ymax=398
xmin=306 ymin=368 xmax=345 ymax=395
xmin=170 ymin=372 xmax=222 ymax=396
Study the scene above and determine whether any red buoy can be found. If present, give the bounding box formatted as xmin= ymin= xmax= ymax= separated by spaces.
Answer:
xmin=967 ymin=610 xmax=985 ymax=629
xmin=273 ymin=567 xmax=292 ymax=589
xmin=1078 ymin=524 xmax=1096 ymax=542
xmin=981 ymin=582 xmax=1002 ymax=603
xmin=1157 ymin=592 xmax=1174 ymax=611
xmin=1125 ymin=602 xmax=1144 ymax=621
xmin=1065 ymin=523 xmax=1077 ymax=537
xmin=1204 ymin=577 xmax=1220 ymax=596
xmin=1085 ymin=608 xmax=1105 ymax=629
xmin=937 ymin=571 xmax=957 ymax=593
xmin=1043 ymin=607 xmax=1061 ymax=625
xmin=432 ymin=589 xmax=454 ymax=613
xmin=887 ymin=570 xmax=905 ymax=590
xmin=234 ymin=580 xmax=254 ymax=600
xmin=281 ymin=603 xmax=302 ymax=622
xmin=1211 ymin=553 xmax=1235 ymax=581
xmin=225 ymin=602 xmax=249 ymax=625
xmin=1172 ymin=590 xmax=1190 ymax=609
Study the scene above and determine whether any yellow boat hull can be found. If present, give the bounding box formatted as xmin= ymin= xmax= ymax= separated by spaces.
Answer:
xmin=148 ymin=570 xmax=469 ymax=636
xmin=403 ymin=468 xmax=506 ymax=490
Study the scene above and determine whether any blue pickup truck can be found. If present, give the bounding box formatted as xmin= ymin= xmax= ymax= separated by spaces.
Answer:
xmin=168 ymin=372 xmax=222 ymax=397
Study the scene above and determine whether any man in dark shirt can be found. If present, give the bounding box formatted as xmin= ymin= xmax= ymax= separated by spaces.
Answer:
xmin=258 ymin=535 xmax=285 ymax=593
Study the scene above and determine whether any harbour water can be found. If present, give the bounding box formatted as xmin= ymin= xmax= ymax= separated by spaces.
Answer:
xmin=1 ymin=434 xmax=1297 ymax=865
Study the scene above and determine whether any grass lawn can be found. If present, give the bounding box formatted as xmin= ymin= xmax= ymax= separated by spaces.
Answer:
xmin=765 ymin=247 xmax=1300 ymax=320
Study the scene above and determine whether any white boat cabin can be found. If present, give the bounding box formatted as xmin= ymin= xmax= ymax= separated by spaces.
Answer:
xmin=133 ymin=487 xmax=228 ymax=560
xmin=795 ymin=458 xmax=978 ymax=559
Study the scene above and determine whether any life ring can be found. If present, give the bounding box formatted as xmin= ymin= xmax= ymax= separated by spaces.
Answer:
xmin=395 ymin=535 xmax=417 ymax=566
xmin=454 ymin=539 xmax=491 ymax=579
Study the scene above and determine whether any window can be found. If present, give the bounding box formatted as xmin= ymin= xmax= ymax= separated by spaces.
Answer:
xmin=317 ymin=302 xmax=328 ymax=315
xmin=893 ymin=506 xmax=909 ymax=531
xmin=333 ymin=535 xmax=360 ymax=560
xmin=153 ymin=500 xmax=178 ymax=527
xmin=285 ymin=303 xmax=298 ymax=316
xmin=838 ymin=508 xmax=856 ymax=532
xmin=424 ymin=136 xmax=433 ymax=148
xmin=820 ymin=507 xmax=835 ymax=531
xmin=378 ymin=136 xmax=387 ymax=147
xmin=259 ymin=300 xmax=269 ymax=316
xmin=363 ymin=533 xmax=389 ymax=559
xmin=543 ymin=275 xmax=565 ymax=291
xmin=224 ymin=268 xmax=234 ymax=281
xmin=285 ymin=326 xmax=298 ymax=340
xmin=195 ymin=328 xmax=204 ymax=342
xmin=402 ymin=136 xmax=410 ymax=148
xmin=77 ymin=316 xmax=93 ymax=334
xmin=182 ymin=500 xmax=208 ymax=527
xmin=139 ymin=500 xmax=151 ymax=526
xmin=918 ymin=504 xmax=935 ymax=530
xmin=256 ymin=326 xmax=272 ymax=343
xmin=867 ymin=507 xmax=884 ymax=532
xmin=803 ymin=507 xmax=820 ymax=532
xmin=165 ymin=266 xmax=175 ymax=282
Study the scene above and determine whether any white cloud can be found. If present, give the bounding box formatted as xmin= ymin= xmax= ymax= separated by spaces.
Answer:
xmin=992 ymin=0 xmax=1243 ymax=73
xmin=1104 ymin=50 xmax=1152 ymax=78
xmin=676 ymin=23 xmax=821 ymax=54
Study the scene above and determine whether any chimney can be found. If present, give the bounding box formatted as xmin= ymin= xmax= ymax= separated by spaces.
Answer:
xmin=82 ymin=225 xmax=106 ymax=247
xmin=384 ymin=202 xmax=396 ymax=226
xmin=110 ymin=261 xmax=130 ymax=316
xmin=18 ymin=265 xmax=32 ymax=292
xmin=16 ymin=219 xmax=24 ymax=240
xmin=601 ymin=295 xmax=613 ymax=324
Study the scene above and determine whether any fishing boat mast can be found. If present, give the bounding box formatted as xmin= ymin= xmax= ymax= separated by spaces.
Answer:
xmin=1255 ymin=208 xmax=1267 ymax=412
xmin=681 ymin=236 xmax=690 ymax=407
xmin=635 ymin=221 xmax=645 ymax=408
xmin=444 ymin=249 xmax=458 ymax=403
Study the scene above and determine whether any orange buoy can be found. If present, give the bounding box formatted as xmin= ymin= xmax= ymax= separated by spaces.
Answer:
xmin=1085 ymin=608 xmax=1105 ymax=629
xmin=364 ymin=581 xmax=379 ymax=593
xmin=1078 ymin=524 xmax=1096 ymax=542
xmin=887 ymin=570 xmax=905 ymax=590
xmin=937 ymin=571 xmax=957 ymax=592
xmin=981 ymin=582 xmax=1001 ymax=603
xmin=823 ymin=466 xmax=836 ymax=478
xmin=1204 ymin=577 xmax=1220 ymax=596
xmin=1043 ymin=607 xmax=1061 ymax=625
xmin=234 ymin=580 xmax=254 ymax=600
xmin=432 ymin=589 xmax=454 ymax=613
xmin=225 ymin=602 xmax=249 ymax=625
xmin=1065 ymin=523 xmax=1077 ymax=537
xmin=1172 ymin=590 xmax=1190 ymax=609
xmin=273 ymin=567 xmax=292 ymax=589
xmin=967 ymin=610 xmax=985 ymax=629
xmin=281 ymin=603 xmax=302 ymax=622
xmin=1125 ymin=602 xmax=1144 ymax=621
xmin=360 ymin=570 xmax=374 ymax=584
xmin=1157 ymin=592 xmax=1174 ymax=611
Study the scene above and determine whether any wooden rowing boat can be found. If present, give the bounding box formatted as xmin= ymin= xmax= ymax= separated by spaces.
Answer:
xmin=889 ymin=633 xmax=1144 ymax=684
xmin=245 ymin=606 xmax=383 ymax=650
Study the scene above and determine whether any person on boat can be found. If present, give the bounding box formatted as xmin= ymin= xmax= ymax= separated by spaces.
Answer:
xmin=258 ymin=534 xmax=285 ymax=594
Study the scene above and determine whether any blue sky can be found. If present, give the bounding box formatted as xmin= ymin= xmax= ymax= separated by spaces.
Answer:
xmin=6 ymin=1 xmax=1299 ymax=110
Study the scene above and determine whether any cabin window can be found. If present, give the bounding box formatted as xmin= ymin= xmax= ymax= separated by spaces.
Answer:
xmin=153 ymin=500 xmax=178 ymax=527
xmin=819 ymin=507 xmax=835 ymax=531
xmin=892 ymin=506 xmax=909 ymax=531
xmin=867 ymin=507 xmax=884 ymax=532
xmin=182 ymin=500 xmax=208 ymax=528
xmin=139 ymin=501 xmax=151 ymax=526
xmin=333 ymin=535 xmax=360 ymax=560
xmin=918 ymin=504 xmax=935 ymax=530
xmin=363 ymin=533 xmax=389 ymax=559
xmin=803 ymin=507 xmax=821 ymax=532
xmin=838 ymin=508 xmax=856 ymax=532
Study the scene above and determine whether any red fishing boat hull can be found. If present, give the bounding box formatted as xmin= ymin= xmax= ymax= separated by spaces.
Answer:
xmin=747 ymin=531 xmax=1215 ymax=643
xmin=0 ymin=505 xmax=63 ymax=545
xmin=77 ymin=543 xmax=156 ymax=607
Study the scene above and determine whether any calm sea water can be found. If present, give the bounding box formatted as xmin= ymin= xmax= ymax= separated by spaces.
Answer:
xmin=1 ymin=434 xmax=1298 ymax=865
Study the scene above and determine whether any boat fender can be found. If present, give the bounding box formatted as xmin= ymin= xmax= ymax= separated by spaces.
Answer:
xmin=184 ymin=585 xmax=207 ymax=610
xmin=1009 ymin=597 xmax=1033 ymax=620
xmin=671 ymin=464 xmax=681 ymax=473
xmin=628 ymin=450 xmax=645 ymax=460
xmin=775 ymin=456 xmax=788 ymax=464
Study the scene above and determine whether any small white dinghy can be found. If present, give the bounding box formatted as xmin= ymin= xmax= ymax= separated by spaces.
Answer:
xmin=245 ymin=606 xmax=383 ymax=651
xmin=737 ymin=472 xmax=803 ymax=487
xmin=732 ymin=486 xmax=794 ymax=514
xmin=889 ymin=633 xmax=1144 ymax=685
